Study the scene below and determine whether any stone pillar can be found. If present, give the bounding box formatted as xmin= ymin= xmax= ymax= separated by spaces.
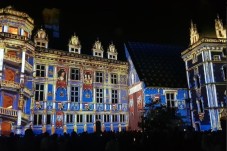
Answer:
xmin=63 ymin=113 xmax=67 ymax=133
xmin=16 ymin=110 xmax=22 ymax=135
xmin=0 ymin=42 xmax=5 ymax=81
xmin=42 ymin=110 xmax=46 ymax=133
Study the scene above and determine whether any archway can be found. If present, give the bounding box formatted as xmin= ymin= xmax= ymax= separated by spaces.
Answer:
xmin=95 ymin=121 xmax=101 ymax=133
xmin=1 ymin=121 xmax=11 ymax=136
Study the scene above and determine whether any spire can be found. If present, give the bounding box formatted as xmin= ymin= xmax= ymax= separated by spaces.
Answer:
xmin=190 ymin=20 xmax=199 ymax=45
xmin=215 ymin=15 xmax=226 ymax=38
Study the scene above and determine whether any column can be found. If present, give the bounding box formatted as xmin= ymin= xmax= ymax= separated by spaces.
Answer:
xmin=63 ymin=113 xmax=67 ymax=133
xmin=51 ymin=110 xmax=55 ymax=134
xmin=16 ymin=110 xmax=22 ymax=135
xmin=93 ymin=88 xmax=96 ymax=111
xmin=42 ymin=110 xmax=46 ymax=133
xmin=74 ymin=114 xmax=77 ymax=132
xmin=80 ymin=86 xmax=83 ymax=111
xmin=0 ymin=42 xmax=4 ymax=80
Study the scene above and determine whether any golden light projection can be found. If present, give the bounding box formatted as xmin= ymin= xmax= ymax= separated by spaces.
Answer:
xmin=8 ymin=26 xmax=18 ymax=34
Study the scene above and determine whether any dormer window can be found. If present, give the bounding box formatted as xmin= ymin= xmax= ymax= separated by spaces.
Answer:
xmin=68 ymin=34 xmax=81 ymax=54
xmin=34 ymin=28 xmax=48 ymax=48
xmin=92 ymin=40 xmax=104 ymax=58
xmin=107 ymin=42 xmax=118 ymax=60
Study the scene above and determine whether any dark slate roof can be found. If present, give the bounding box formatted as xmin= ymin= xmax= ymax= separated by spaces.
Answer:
xmin=126 ymin=42 xmax=187 ymax=88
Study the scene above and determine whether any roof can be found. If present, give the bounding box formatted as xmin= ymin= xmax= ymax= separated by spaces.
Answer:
xmin=126 ymin=42 xmax=187 ymax=88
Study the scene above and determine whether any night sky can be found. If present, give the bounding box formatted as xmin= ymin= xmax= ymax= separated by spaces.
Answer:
xmin=0 ymin=0 xmax=226 ymax=53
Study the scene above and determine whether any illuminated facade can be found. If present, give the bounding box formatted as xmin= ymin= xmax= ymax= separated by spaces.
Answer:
xmin=0 ymin=6 xmax=34 ymax=135
xmin=181 ymin=17 xmax=227 ymax=131
xmin=0 ymin=6 xmax=129 ymax=135
xmin=125 ymin=42 xmax=190 ymax=130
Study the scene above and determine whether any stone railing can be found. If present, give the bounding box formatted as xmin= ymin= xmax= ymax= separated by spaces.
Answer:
xmin=0 ymin=32 xmax=26 ymax=41
xmin=25 ymin=61 xmax=33 ymax=72
xmin=0 ymin=80 xmax=20 ymax=89
xmin=0 ymin=107 xmax=17 ymax=117
xmin=4 ymin=54 xmax=22 ymax=64
xmin=24 ymin=87 xmax=33 ymax=96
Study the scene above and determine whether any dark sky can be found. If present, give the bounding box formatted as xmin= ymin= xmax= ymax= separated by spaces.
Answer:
xmin=0 ymin=0 xmax=226 ymax=53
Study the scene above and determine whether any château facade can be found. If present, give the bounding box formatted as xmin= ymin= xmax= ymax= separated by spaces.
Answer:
xmin=181 ymin=17 xmax=227 ymax=131
xmin=0 ymin=6 xmax=129 ymax=135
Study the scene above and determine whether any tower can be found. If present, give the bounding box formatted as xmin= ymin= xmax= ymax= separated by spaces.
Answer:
xmin=182 ymin=17 xmax=226 ymax=131
xmin=0 ymin=6 xmax=35 ymax=135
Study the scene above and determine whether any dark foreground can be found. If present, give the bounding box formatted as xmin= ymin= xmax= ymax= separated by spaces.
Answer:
xmin=0 ymin=129 xmax=225 ymax=151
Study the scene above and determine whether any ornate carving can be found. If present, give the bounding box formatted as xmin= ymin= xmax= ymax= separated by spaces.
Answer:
xmin=93 ymin=40 xmax=104 ymax=51
xmin=215 ymin=15 xmax=226 ymax=38
xmin=190 ymin=21 xmax=199 ymax=45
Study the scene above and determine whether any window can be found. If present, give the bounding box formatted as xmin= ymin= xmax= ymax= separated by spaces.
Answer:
xmin=213 ymin=55 xmax=221 ymax=61
xmin=111 ymin=74 xmax=117 ymax=84
xmin=36 ymin=64 xmax=45 ymax=77
xmin=46 ymin=114 xmax=51 ymax=125
xmin=35 ymin=84 xmax=44 ymax=101
xmin=96 ymin=72 xmax=103 ymax=83
xmin=192 ymin=53 xmax=197 ymax=63
xmin=86 ymin=114 xmax=93 ymax=123
xmin=71 ymin=86 xmax=79 ymax=102
xmin=96 ymin=88 xmax=103 ymax=103
xmin=77 ymin=114 xmax=83 ymax=123
xmin=112 ymin=90 xmax=118 ymax=104
xmin=67 ymin=114 xmax=73 ymax=123
xmin=8 ymin=26 xmax=18 ymax=34
xmin=166 ymin=92 xmax=177 ymax=108
xmin=71 ymin=68 xmax=80 ymax=80
xmin=37 ymin=42 xmax=40 ymax=46
xmin=197 ymin=99 xmax=204 ymax=113
xmin=96 ymin=114 xmax=101 ymax=120
xmin=223 ymin=48 xmax=226 ymax=57
xmin=195 ymin=75 xmax=201 ymax=89
xmin=120 ymin=114 xmax=125 ymax=122
xmin=223 ymin=65 xmax=227 ymax=80
xmin=71 ymin=48 xmax=75 ymax=52
xmin=112 ymin=115 xmax=117 ymax=122
xmin=33 ymin=114 xmax=42 ymax=125
xmin=104 ymin=114 xmax=110 ymax=122
xmin=42 ymin=43 xmax=45 ymax=46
